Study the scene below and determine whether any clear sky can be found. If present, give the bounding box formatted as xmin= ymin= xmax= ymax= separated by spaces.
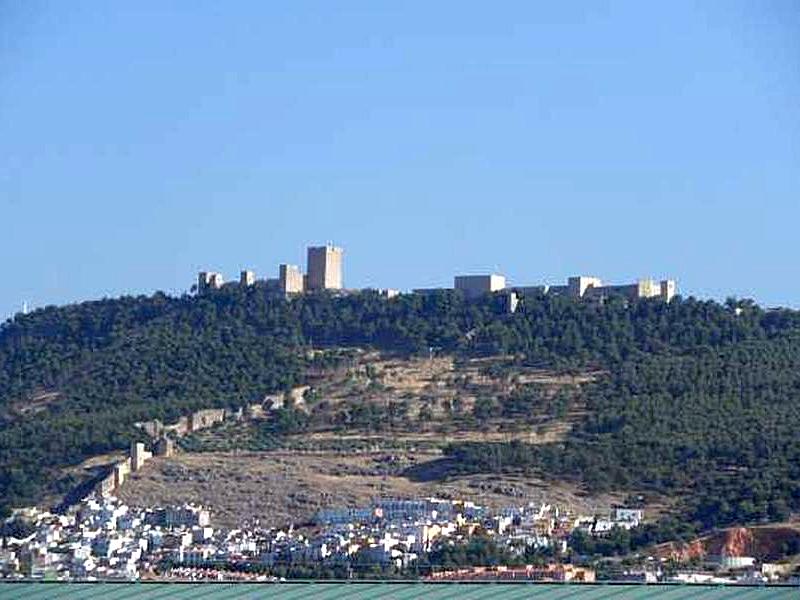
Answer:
xmin=1 ymin=2 xmax=799 ymax=318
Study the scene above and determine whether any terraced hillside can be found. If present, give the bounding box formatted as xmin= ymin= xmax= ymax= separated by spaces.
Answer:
xmin=177 ymin=352 xmax=593 ymax=454
xmin=116 ymin=352 xmax=607 ymax=526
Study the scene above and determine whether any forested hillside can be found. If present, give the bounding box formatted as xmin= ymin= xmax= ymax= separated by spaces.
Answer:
xmin=447 ymin=334 xmax=800 ymax=547
xmin=2 ymin=286 xmax=800 ymax=539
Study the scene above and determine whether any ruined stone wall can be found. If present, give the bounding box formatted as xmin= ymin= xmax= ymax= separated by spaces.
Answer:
xmin=188 ymin=409 xmax=225 ymax=432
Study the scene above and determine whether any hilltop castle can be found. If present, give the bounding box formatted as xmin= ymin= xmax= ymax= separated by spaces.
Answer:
xmin=198 ymin=244 xmax=343 ymax=296
xmin=197 ymin=244 xmax=676 ymax=305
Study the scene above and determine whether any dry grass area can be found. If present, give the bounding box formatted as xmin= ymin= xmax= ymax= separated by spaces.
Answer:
xmin=300 ymin=426 xmax=570 ymax=445
xmin=300 ymin=352 xmax=597 ymax=437
xmin=5 ymin=390 xmax=63 ymax=419
xmin=516 ymin=370 xmax=602 ymax=386
xmin=113 ymin=353 xmax=613 ymax=528
xmin=118 ymin=450 xmax=621 ymax=529
xmin=174 ymin=350 xmax=600 ymax=459
xmin=183 ymin=352 xmax=596 ymax=454
xmin=309 ymin=354 xmax=471 ymax=419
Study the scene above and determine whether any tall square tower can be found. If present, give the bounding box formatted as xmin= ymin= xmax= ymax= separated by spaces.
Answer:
xmin=240 ymin=270 xmax=256 ymax=287
xmin=306 ymin=245 xmax=343 ymax=291
xmin=660 ymin=279 xmax=677 ymax=302
xmin=279 ymin=264 xmax=304 ymax=294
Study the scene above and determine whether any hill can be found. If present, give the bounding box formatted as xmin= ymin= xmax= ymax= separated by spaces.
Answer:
xmin=2 ymin=286 xmax=800 ymax=551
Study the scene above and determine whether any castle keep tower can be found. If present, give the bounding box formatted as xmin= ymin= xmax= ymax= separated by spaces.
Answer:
xmin=197 ymin=271 xmax=224 ymax=293
xmin=240 ymin=270 xmax=256 ymax=287
xmin=306 ymin=245 xmax=343 ymax=291
xmin=279 ymin=264 xmax=304 ymax=294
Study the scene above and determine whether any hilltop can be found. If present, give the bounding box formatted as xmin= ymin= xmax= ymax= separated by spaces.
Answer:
xmin=2 ymin=286 xmax=800 ymax=554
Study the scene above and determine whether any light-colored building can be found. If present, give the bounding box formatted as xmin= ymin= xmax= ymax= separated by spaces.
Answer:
xmin=454 ymin=274 xmax=506 ymax=299
xmin=660 ymin=279 xmax=677 ymax=302
xmin=612 ymin=508 xmax=644 ymax=524
xmin=567 ymin=276 xmax=603 ymax=298
xmin=365 ymin=288 xmax=401 ymax=299
xmin=502 ymin=291 xmax=519 ymax=314
xmin=512 ymin=285 xmax=551 ymax=296
xmin=197 ymin=271 xmax=224 ymax=293
xmin=516 ymin=275 xmax=678 ymax=303
xmin=306 ymin=245 xmax=343 ymax=291
xmin=583 ymin=278 xmax=677 ymax=302
xmin=239 ymin=270 xmax=256 ymax=287
xmin=279 ymin=264 xmax=304 ymax=294
xmin=131 ymin=442 xmax=152 ymax=472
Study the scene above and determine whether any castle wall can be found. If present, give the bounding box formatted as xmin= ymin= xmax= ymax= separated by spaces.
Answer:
xmin=188 ymin=409 xmax=225 ymax=433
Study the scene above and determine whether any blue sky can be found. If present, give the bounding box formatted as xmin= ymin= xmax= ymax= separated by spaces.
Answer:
xmin=1 ymin=1 xmax=798 ymax=318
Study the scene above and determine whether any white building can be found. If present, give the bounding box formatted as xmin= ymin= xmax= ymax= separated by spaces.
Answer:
xmin=454 ymin=274 xmax=506 ymax=299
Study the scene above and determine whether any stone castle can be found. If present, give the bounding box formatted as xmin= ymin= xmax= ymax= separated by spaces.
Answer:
xmin=198 ymin=242 xmax=677 ymax=306
xmin=198 ymin=244 xmax=343 ymax=296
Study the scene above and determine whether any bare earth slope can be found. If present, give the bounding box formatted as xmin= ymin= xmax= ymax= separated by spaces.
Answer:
xmin=116 ymin=352 xmax=616 ymax=528
xmin=118 ymin=451 xmax=620 ymax=528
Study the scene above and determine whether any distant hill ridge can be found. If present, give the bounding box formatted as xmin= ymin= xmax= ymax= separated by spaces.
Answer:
xmin=1 ymin=287 xmax=800 ymax=547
